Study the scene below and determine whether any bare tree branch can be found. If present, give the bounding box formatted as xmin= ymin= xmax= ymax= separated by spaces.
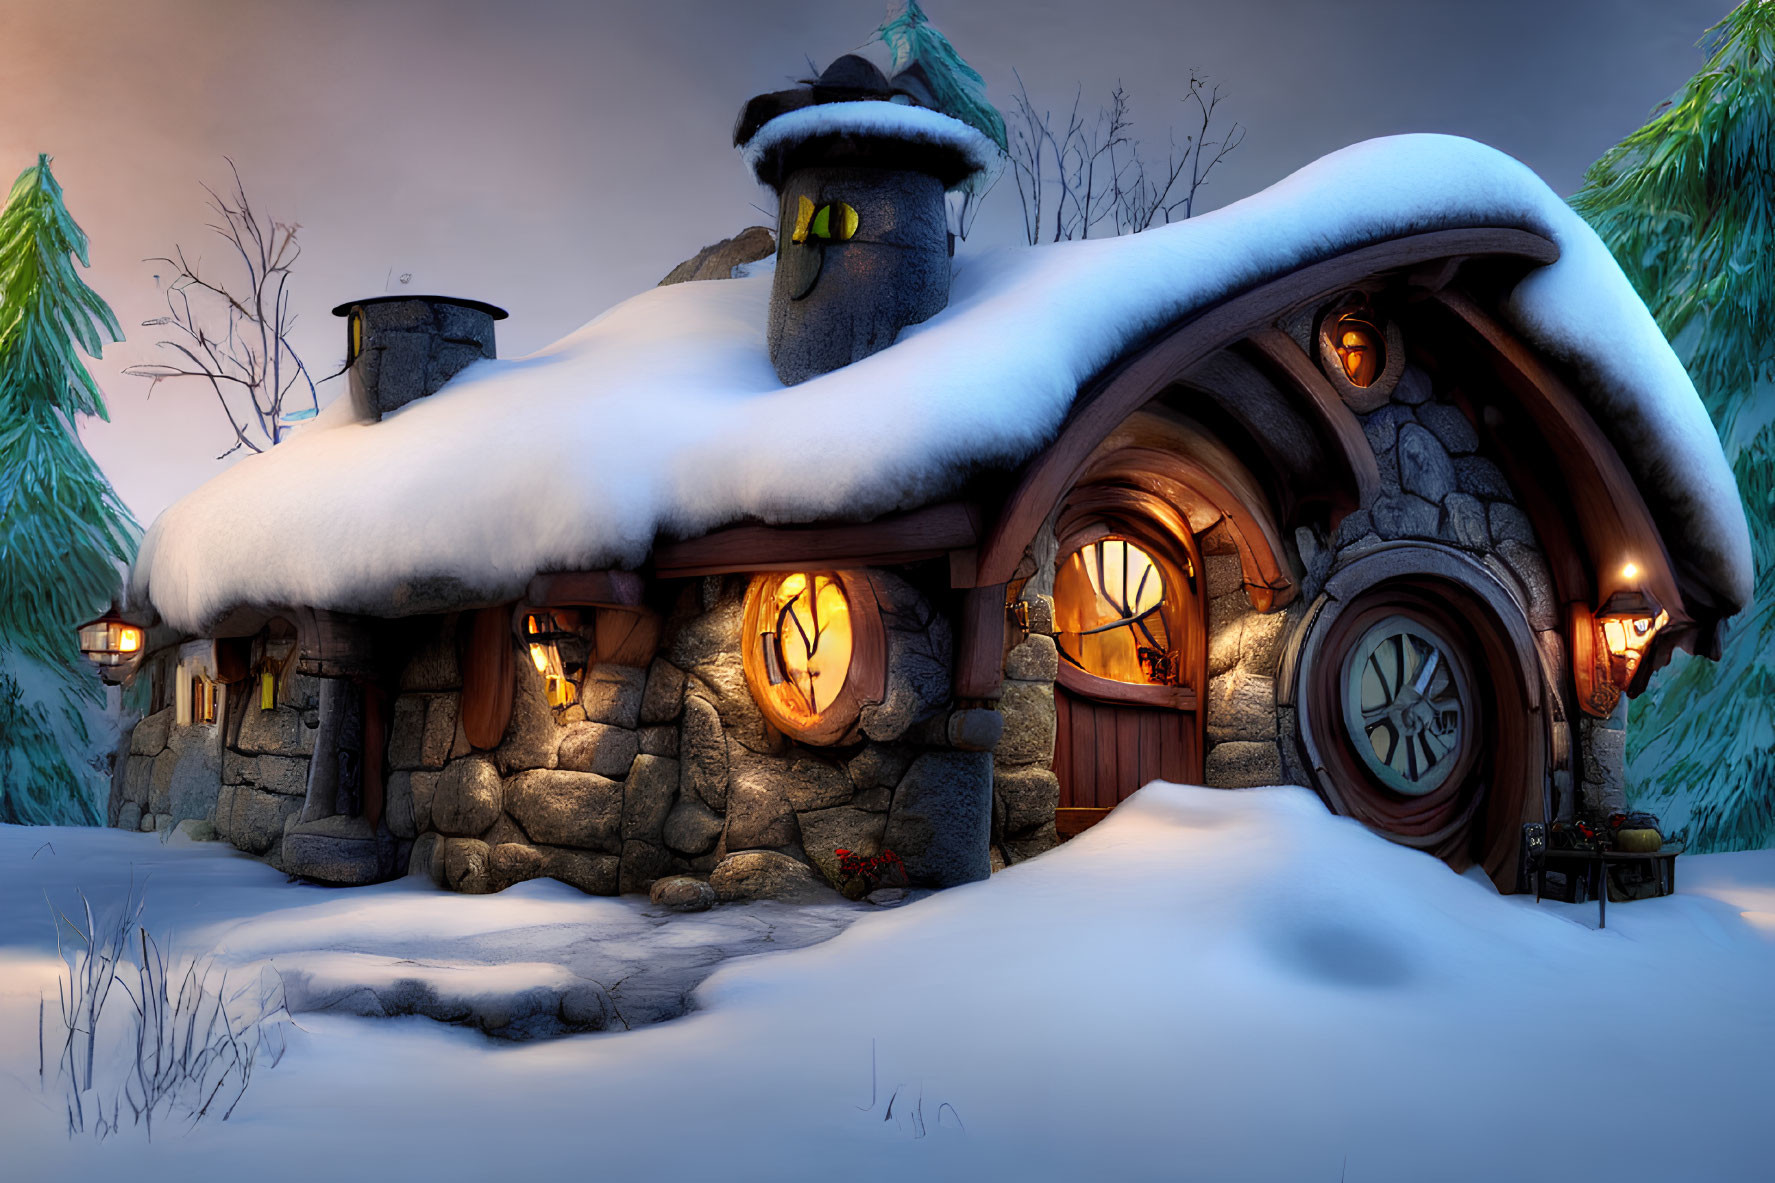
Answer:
xmin=1007 ymin=69 xmax=1244 ymax=244
xmin=125 ymin=160 xmax=320 ymax=458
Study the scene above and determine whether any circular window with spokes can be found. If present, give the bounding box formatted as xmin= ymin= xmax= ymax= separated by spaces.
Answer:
xmin=1338 ymin=614 xmax=1475 ymax=797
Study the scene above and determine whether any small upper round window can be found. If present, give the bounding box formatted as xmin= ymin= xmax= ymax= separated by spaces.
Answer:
xmin=741 ymin=571 xmax=884 ymax=744
xmin=1333 ymin=314 xmax=1385 ymax=388
xmin=1316 ymin=296 xmax=1405 ymax=411
xmin=1339 ymin=614 xmax=1472 ymax=797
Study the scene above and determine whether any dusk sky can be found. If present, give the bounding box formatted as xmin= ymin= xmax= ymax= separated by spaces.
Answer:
xmin=1 ymin=0 xmax=1732 ymax=525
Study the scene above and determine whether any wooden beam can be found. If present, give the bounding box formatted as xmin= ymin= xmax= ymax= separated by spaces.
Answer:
xmin=653 ymin=501 xmax=981 ymax=579
xmin=1242 ymin=328 xmax=1383 ymax=513
xmin=952 ymin=583 xmax=1010 ymax=699
xmin=1424 ymin=289 xmax=1685 ymax=624
xmin=526 ymin=569 xmax=646 ymax=608
xmin=975 ymin=226 xmax=1559 ymax=588
xmin=293 ymin=607 xmax=379 ymax=678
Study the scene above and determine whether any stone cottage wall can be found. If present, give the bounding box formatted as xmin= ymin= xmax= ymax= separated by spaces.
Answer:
xmin=995 ymin=600 xmax=1060 ymax=866
xmin=406 ymin=567 xmax=993 ymax=899
xmin=1200 ymin=527 xmax=1299 ymax=790
xmin=1273 ymin=361 xmax=1590 ymax=819
xmin=214 ymin=673 xmax=320 ymax=868
xmin=109 ymin=704 xmax=223 ymax=837
xmin=111 ymin=660 xmax=320 ymax=865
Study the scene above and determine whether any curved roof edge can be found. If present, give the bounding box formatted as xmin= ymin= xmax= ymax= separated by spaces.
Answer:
xmin=128 ymin=134 xmax=1750 ymax=637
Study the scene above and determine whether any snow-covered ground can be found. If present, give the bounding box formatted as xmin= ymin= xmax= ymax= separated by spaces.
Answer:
xmin=3 ymin=784 xmax=1772 ymax=1181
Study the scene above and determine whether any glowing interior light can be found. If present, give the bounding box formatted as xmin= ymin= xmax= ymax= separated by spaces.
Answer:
xmin=529 ymin=643 xmax=550 ymax=673
xmin=1334 ymin=316 xmax=1385 ymax=387
xmin=118 ymin=627 xmax=142 ymax=653
xmin=767 ymin=574 xmax=854 ymax=715
xmin=1055 ymin=538 xmax=1175 ymax=685
xmin=1621 ymin=562 xmax=1640 ymax=581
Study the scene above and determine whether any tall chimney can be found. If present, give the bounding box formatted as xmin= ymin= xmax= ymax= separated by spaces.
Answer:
xmin=331 ymin=295 xmax=508 ymax=420
xmin=735 ymin=55 xmax=996 ymax=386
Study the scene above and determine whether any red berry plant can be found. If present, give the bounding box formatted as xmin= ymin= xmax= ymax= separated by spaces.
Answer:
xmin=832 ymin=848 xmax=908 ymax=900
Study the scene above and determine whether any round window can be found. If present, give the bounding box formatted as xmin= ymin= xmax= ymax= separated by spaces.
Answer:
xmin=1339 ymin=614 xmax=1473 ymax=796
xmin=1315 ymin=295 xmax=1405 ymax=411
xmin=1332 ymin=314 xmax=1385 ymax=387
xmin=1054 ymin=537 xmax=1181 ymax=686
xmin=740 ymin=571 xmax=884 ymax=744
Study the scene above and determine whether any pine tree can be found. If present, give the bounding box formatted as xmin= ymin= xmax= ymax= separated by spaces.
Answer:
xmin=0 ymin=154 xmax=138 ymax=825
xmin=1571 ymin=2 xmax=1775 ymax=851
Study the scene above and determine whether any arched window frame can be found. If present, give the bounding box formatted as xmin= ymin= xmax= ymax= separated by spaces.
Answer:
xmin=1051 ymin=489 xmax=1205 ymax=712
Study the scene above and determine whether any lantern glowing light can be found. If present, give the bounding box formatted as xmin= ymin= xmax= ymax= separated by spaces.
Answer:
xmin=522 ymin=611 xmax=578 ymax=708
xmin=1598 ymin=597 xmax=1667 ymax=684
xmin=75 ymin=605 xmax=145 ymax=674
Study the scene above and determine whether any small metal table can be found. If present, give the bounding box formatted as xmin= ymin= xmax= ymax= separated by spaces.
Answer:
xmin=1535 ymin=844 xmax=1682 ymax=928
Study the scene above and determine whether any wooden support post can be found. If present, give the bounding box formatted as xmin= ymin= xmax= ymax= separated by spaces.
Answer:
xmin=953 ymin=583 xmax=1010 ymax=700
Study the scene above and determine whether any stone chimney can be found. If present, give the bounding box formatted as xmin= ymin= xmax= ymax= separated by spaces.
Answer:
xmin=331 ymin=295 xmax=508 ymax=420
xmin=735 ymin=55 xmax=996 ymax=385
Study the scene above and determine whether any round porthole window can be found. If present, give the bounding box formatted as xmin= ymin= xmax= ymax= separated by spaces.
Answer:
xmin=740 ymin=571 xmax=885 ymax=745
xmin=1315 ymin=294 xmax=1406 ymax=412
xmin=1339 ymin=614 xmax=1474 ymax=797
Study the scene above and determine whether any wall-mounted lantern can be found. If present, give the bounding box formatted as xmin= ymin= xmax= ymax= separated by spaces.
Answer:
xmin=522 ymin=610 xmax=581 ymax=709
xmin=1571 ymin=566 xmax=1669 ymax=717
xmin=1596 ymin=586 xmax=1668 ymax=686
xmin=75 ymin=604 xmax=144 ymax=682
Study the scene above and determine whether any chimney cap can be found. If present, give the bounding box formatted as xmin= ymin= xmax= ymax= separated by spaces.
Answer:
xmin=740 ymin=100 xmax=999 ymax=193
xmin=331 ymin=295 xmax=509 ymax=320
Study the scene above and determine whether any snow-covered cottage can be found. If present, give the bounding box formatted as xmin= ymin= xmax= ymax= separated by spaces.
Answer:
xmin=103 ymin=43 xmax=1751 ymax=904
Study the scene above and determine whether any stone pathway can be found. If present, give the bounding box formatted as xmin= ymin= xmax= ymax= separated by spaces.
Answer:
xmin=256 ymin=890 xmax=912 ymax=1040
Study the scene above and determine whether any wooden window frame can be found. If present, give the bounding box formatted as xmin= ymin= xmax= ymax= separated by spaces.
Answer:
xmin=740 ymin=570 xmax=887 ymax=746
xmin=1052 ymin=489 xmax=1206 ymax=712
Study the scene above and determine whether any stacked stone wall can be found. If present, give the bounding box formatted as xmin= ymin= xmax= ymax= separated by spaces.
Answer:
xmin=214 ymin=673 xmax=320 ymax=868
xmin=108 ymin=689 xmax=229 ymax=842
xmin=1201 ymin=533 xmax=1298 ymax=790
xmin=994 ymin=599 xmax=1060 ymax=865
xmin=408 ymin=567 xmax=992 ymax=899
xmin=1277 ymin=361 xmax=1592 ymax=817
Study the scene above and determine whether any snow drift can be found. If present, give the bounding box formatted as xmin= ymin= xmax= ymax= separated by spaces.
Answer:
xmin=3 ymin=786 xmax=1774 ymax=1180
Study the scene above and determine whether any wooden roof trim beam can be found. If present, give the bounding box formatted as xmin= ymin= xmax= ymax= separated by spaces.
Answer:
xmin=975 ymin=226 xmax=1560 ymax=589
xmin=525 ymin=570 xmax=647 ymax=608
xmin=1241 ymin=328 xmax=1383 ymax=516
xmin=1424 ymin=288 xmax=1685 ymax=625
xmin=652 ymin=501 xmax=981 ymax=579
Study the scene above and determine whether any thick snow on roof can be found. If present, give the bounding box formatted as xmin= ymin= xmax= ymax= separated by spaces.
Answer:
xmin=130 ymin=134 xmax=1751 ymax=633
